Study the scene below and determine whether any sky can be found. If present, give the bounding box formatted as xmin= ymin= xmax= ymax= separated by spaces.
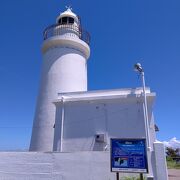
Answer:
xmin=0 ymin=0 xmax=180 ymax=150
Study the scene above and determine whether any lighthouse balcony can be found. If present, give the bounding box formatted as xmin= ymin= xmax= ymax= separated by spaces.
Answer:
xmin=43 ymin=24 xmax=90 ymax=45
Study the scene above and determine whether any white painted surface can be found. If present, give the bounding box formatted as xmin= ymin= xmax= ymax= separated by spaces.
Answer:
xmin=30 ymin=47 xmax=89 ymax=151
xmin=53 ymin=88 xmax=155 ymax=152
xmin=42 ymin=36 xmax=90 ymax=59
xmin=153 ymin=141 xmax=168 ymax=180
xmin=0 ymin=151 xmax=149 ymax=180
xmin=0 ymin=152 xmax=114 ymax=180
xmin=0 ymin=151 xmax=167 ymax=180
xmin=30 ymin=9 xmax=90 ymax=152
xmin=53 ymin=88 xmax=157 ymax=177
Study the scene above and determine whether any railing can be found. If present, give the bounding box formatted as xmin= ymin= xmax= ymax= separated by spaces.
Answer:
xmin=43 ymin=24 xmax=90 ymax=45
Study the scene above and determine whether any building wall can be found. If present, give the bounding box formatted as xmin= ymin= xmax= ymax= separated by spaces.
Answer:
xmin=53 ymin=95 xmax=156 ymax=152
xmin=0 ymin=152 xmax=116 ymax=180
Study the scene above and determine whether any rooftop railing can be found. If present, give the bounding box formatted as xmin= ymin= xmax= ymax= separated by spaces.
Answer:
xmin=43 ymin=24 xmax=90 ymax=45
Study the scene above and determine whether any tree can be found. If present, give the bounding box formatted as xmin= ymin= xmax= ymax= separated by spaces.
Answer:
xmin=166 ymin=147 xmax=179 ymax=158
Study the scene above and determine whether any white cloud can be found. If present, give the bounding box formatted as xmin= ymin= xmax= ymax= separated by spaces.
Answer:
xmin=163 ymin=137 xmax=180 ymax=149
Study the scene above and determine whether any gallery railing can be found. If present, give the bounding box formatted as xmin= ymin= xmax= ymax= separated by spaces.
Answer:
xmin=43 ymin=24 xmax=90 ymax=45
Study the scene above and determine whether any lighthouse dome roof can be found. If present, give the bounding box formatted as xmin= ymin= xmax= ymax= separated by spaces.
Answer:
xmin=56 ymin=8 xmax=79 ymax=24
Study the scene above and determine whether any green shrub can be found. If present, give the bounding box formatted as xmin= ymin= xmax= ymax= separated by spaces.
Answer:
xmin=167 ymin=158 xmax=180 ymax=169
xmin=122 ymin=176 xmax=146 ymax=180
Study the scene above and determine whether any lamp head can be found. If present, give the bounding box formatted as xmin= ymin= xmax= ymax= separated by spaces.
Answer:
xmin=134 ymin=63 xmax=143 ymax=73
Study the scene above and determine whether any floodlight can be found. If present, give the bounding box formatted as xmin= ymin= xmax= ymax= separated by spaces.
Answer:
xmin=134 ymin=63 xmax=143 ymax=73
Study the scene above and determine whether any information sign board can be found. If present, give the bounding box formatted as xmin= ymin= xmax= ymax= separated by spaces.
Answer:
xmin=111 ymin=138 xmax=148 ymax=173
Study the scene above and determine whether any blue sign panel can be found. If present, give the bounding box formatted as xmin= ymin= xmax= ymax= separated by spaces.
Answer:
xmin=111 ymin=139 xmax=148 ymax=173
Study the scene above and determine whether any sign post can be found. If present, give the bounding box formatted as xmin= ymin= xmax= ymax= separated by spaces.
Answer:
xmin=111 ymin=138 xmax=148 ymax=178
xmin=140 ymin=173 xmax=143 ymax=180
xmin=116 ymin=172 xmax=119 ymax=180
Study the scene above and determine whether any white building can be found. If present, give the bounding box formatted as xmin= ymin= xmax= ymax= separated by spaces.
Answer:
xmin=0 ymin=8 xmax=168 ymax=180
xmin=53 ymin=88 xmax=156 ymax=152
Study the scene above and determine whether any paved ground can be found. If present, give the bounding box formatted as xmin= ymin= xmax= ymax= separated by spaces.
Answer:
xmin=168 ymin=169 xmax=180 ymax=180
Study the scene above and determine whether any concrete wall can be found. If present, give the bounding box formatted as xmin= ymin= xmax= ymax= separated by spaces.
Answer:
xmin=153 ymin=141 xmax=168 ymax=180
xmin=0 ymin=152 xmax=116 ymax=180
xmin=53 ymin=93 xmax=156 ymax=152
xmin=0 ymin=150 xmax=167 ymax=180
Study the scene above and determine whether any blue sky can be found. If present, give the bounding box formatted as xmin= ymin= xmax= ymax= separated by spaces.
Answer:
xmin=0 ymin=0 xmax=180 ymax=150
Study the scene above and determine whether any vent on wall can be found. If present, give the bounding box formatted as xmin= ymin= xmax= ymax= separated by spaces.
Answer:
xmin=95 ymin=134 xmax=106 ymax=143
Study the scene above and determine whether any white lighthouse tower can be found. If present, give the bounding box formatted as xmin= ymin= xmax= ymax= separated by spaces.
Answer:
xmin=30 ymin=8 xmax=90 ymax=151
xmin=0 ymin=7 xmax=168 ymax=180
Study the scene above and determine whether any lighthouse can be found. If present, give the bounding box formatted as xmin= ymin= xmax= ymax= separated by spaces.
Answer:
xmin=30 ymin=8 xmax=90 ymax=151
xmin=0 ymin=6 xmax=168 ymax=180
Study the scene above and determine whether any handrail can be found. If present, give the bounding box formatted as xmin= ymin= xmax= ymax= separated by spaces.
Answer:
xmin=43 ymin=24 xmax=90 ymax=45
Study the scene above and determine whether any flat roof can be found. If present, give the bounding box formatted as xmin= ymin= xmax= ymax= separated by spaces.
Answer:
xmin=54 ymin=87 xmax=155 ymax=103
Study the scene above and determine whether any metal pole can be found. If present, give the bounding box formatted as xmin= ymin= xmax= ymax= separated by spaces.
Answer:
xmin=141 ymin=72 xmax=151 ymax=150
xmin=134 ymin=63 xmax=152 ymax=177
xmin=116 ymin=172 xmax=119 ymax=180
xmin=140 ymin=69 xmax=154 ymax=178
xmin=60 ymin=97 xmax=65 ymax=152
xmin=140 ymin=173 xmax=143 ymax=180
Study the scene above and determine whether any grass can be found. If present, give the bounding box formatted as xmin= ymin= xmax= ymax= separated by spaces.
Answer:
xmin=122 ymin=176 xmax=146 ymax=180
xmin=167 ymin=157 xmax=180 ymax=169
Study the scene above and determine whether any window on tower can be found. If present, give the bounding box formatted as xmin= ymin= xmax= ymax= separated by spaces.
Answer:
xmin=58 ymin=17 xmax=75 ymax=25
xmin=58 ymin=18 xmax=62 ymax=24
xmin=62 ymin=17 xmax=68 ymax=24
xmin=68 ymin=17 xmax=74 ymax=24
